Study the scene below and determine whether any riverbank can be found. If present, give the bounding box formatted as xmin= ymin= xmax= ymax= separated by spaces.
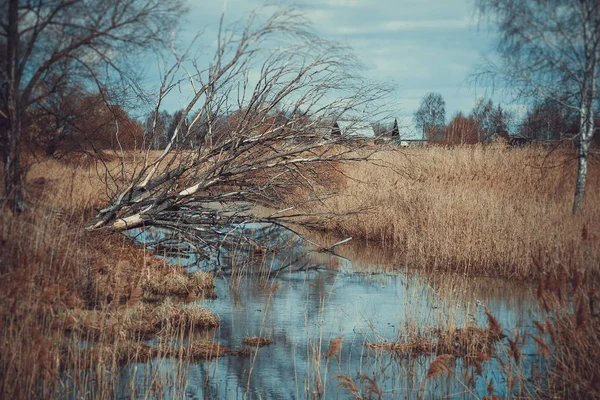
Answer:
xmin=0 ymin=158 xmax=222 ymax=399
xmin=311 ymin=144 xmax=600 ymax=280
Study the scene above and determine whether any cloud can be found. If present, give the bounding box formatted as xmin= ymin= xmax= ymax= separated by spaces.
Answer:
xmin=381 ymin=18 xmax=472 ymax=32
xmin=153 ymin=0 xmax=504 ymax=132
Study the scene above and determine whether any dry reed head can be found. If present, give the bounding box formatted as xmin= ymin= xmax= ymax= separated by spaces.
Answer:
xmin=425 ymin=354 xmax=454 ymax=379
xmin=507 ymin=335 xmax=521 ymax=363
xmin=333 ymin=375 xmax=362 ymax=399
xmin=327 ymin=335 xmax=344 ymax=359
xmin=530 ymin=334 xmax=550 ymax=357
xmin=484 ymin=307 xmax=504 ymax=340
xmin=358 ymin=375 xmax=383 ymax=398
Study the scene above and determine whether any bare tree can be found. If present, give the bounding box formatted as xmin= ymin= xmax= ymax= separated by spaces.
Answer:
xmin=471 ymin=98 xmax=511 ymax=143
xmin=443 ymin=112 xmax=479 ymax=145
xmin=473 ymin=0 xmax=600 ymax=213
xmin=519 ymin=98 xmax=578 ymax=142
xmin=144 ymin=110 xmax=173 ymax=150
xmin=0 ymin=0 xmax=184 ymax=212
xmin=414 ymin=92 xmax=446 ymax=141
xmin=86 ymin=9 xmax=393 ymax=259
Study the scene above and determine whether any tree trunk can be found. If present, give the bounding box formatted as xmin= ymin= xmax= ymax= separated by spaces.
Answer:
xmin=572 ymin=97 xmax=594 ymax=214
xmin=3 ymin=0 xmax=24 ymax=213
xmin=3 ymin=125 xmax=23 ymax=213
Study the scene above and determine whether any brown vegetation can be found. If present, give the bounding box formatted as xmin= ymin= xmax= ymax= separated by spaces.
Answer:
xmin=242 ymin=336 xmax=275 ymax=348
xmin=326 ymin=335 xmax=344 ymax=359
xmin=0 ymin=157 xmax=221 ymax=399
xmin=2 ymin=143 xmax=600 ymax=398
xmin=313 ymin=145 xmax=600 ymax=279
xmin=533 ymin=270 xmax=600 ymax=399
xmin=365 ymin=309 xmax=503 ymax=363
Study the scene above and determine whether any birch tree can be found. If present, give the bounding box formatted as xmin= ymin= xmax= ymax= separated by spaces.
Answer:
xmin=86 ymin=9 xmax=392 ymax=259
xmin=474 ymin=0 xmax=600 ymax=213
xmin=414 ymin=92 xmax=446 ymax=141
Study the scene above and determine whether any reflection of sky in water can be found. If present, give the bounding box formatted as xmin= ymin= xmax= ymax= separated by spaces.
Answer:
xmin=117 ymin=224 xmax=543 ymax=399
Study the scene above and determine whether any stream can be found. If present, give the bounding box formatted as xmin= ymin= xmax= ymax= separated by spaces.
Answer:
xmin=122 ymin=223 xmax=542 ymax=399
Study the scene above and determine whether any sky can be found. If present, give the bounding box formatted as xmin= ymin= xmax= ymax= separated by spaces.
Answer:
xmin=153 ymin=0 xmax=511 ymax=138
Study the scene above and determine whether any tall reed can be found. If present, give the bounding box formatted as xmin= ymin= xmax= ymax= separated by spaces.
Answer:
xmin=312 ymin=145 xmax=600 ymax=279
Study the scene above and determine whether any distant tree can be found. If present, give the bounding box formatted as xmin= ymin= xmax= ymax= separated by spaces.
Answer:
xmin=519 ymin=98 xmax=578 ymax=142
xmin=391 ymin=118 xmax=399 ymax=138
xmin=442 ymin=112 xmax=479 ymax=145
xmin=30 ymin=90 xmax=144 ymax=155
xmin=0 ymin=0 xmax=184 ymax=212
xmin=470 ymin=98 xmax=516 ymax=142
xmin=474 ymin=0 xmax=600 ymax=213
xmin=27 ymin=83 xmax=86 ymax=156
xmin=167 ymin=110 xmax=190 ymax=147
xmin=414 ymin=92 xmax=445 ymax=141
xmin=144 ymin=111 xmax=173 ymax=150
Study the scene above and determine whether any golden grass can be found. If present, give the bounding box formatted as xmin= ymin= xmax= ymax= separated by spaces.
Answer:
xmin=3 ymin=145 xmax=600 ymax=398
xmin=364 ymin=318 xmax=499 ymax=360
xmin=535 ymin=276 xmax=600 ymax=399
xmin=0 ymin=155 xmax=221 ymax=399
xmin=52 ymin=300 xmax=218 ymax=340
xmin=312 ymin=145 xmax=600 ymax=279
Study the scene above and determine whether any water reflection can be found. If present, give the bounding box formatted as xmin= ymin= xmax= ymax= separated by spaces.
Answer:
xmin=122 ymin=224 xmax=542 ymax=399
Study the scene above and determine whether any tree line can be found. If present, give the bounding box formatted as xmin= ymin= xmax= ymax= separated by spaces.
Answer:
xmin=413 ymin=92 xmax=600 ymax=147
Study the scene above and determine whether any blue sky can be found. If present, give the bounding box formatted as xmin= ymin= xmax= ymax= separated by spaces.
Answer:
xmin=154 ymin=0 xmax=513 ymax=137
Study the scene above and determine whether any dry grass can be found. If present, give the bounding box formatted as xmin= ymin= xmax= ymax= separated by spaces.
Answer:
xmin=0 ymin=156 xmax=221 ymax=399
xmin=364 ymin=316 xmax=500 ymax=360
xmin=333 ymin=373 xmax=384 ymax=400
xmin=312 ymin=145 xmax=600 ymax=279
xmin=51 ymin=300 xmax=218 ymax=340
xmin=534 ymin=274 xmax=600 ymax=399
xmin=326 ymin=335 xmax=344 ymax=359
xmin=75 ymin=339 xmax=234 ymax=370
xmin=3 ymin=145 xmax=600 ymax=398
xmin=241 ymin=336 xmax=274 ymax=348
xmin=426 ymin=354 xmax=454 ymax=379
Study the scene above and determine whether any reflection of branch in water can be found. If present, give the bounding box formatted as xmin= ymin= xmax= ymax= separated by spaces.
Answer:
xmin=129 ymin=221 xmax=352 ymax=277
xmin=271 ymin=259 xmax=329 ymax=274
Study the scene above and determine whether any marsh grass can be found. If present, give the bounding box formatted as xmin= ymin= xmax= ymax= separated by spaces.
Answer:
xmin=2 ymin=146 xmax=600 ymax=398
xmin=242 ymin=336 xmax=274 ymax=348
xmin=0 ymin=156 xmax=223 ymax=399
xmin=309 ymin=144 xmax=600 ymax=279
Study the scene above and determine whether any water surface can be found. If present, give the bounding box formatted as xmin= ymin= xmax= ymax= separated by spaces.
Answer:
xmin=124 ymin=224 xmax=542 ymax=399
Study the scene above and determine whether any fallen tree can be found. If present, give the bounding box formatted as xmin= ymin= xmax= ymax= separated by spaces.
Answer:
xmin=87 ymin=9 xmax=393 ymax=259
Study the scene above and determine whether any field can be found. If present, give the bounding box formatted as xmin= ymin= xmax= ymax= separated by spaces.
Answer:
xmin=1 ymin=144 xmax=599 ymax=398
xmin=312 ymin=144 xmax=600 ymax=279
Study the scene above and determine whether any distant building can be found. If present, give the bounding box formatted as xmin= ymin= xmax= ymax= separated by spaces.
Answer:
xmin=333 ymin=120 xmax=376 ymax=138
xmin=401 ymin=139 xmax=428 ymax=147
xmin=331 ymin=121 xmax=341 ymax=136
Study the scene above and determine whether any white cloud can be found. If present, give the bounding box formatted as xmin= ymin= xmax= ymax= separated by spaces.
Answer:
xmin=324 ymin=0 xmax=365 ymax=7
xmin=154 ymin=0 xmax=500 ymax=125
xmin=381 ymin=17 xmax=472 ymax=32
